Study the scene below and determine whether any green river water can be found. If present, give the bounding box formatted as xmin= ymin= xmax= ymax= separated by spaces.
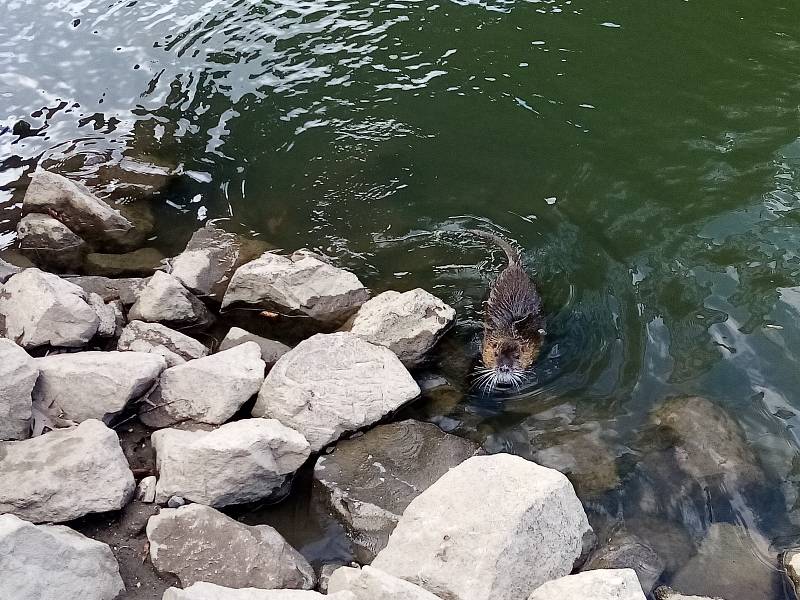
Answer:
xmin=2 ymin=0 xmax=800 ymax=597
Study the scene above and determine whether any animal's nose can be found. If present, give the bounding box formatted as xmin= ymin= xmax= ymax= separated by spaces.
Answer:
xmin=499 ymin=365 xmax=511 ymax=373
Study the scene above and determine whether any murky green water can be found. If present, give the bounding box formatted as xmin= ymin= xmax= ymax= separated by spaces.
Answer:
xmin=3 ymin=0 xmax=800 ymax=596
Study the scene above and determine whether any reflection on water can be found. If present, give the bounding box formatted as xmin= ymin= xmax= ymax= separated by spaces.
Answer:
xmin=3 ymin=0 xmax=800 ymax=596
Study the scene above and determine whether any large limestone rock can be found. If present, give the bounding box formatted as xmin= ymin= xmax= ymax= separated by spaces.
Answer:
xmin=23 ymin=169 xmax=142 ymax=249
xmin=528 ymin=569 xmax=646 ymax=600
xmin=65 ymin=275 xmax=148 ymax=306
xmin=0 ymin=514 xmax=125 ymax=600
xmin=32 ymin=351 xmax=166 ymax=423
xmin=328 ymin=566 xmax=440 ymax=600
xmin=140 ymin=342 xmax=264 ymax=427
xmin=147 ymin=504 xmax=314 ymax=589
xmin=0 ymin=269 xmax=99 ymax=348
xmin=0 ymin=340 xmax=38 ymax=440
xmin=117 ymin=320 xmax=209 ymax=367
xmin=128 ymin=271 xmax=213 ymax=328
xmin=85 ymin=247 xmax=165 ymax=277
xmin=221 ymin=251 xmax=369 ymax=325
xmin=313 ymin=420 xmax=480 ymax=561
xmin=152 ymin=418 xmax=310 ymax=506
xmin=348 ymin=289 xmax=455 ymax=367
xmin=219 ymin=326 xmax=291 ymax=369
xmin=0 ymin=419 xmax=135 ymax=522
xmin=371 ymin=454 xmax=593 ymax=600
xmin=163 ymin=583 xmax=356 ymax=599
xmin=254 ymin=332 xmax=420 ymax=452
xmin=17 ymin=212 xmax=86 ymax=270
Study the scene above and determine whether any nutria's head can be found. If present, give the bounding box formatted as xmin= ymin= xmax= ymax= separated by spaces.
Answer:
xmin=476 ymin=330 xmax=543 ymax=392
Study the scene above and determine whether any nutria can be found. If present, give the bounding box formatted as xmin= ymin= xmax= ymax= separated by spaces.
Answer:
xmin=470 ymin=229 xmax=545 ymax=392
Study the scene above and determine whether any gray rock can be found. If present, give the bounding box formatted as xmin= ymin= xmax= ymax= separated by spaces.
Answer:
xmin=163 ymin=583 xmax=356 ymax=600
xmin=64 ymin=275 xmax=148 ymax=306
xmin=136 ymin=476 xmax=157 ymax=503
xmin=32 ymin=351 xmax=166 ymax=423
xmin=152 ymin=418 xmax=310 ymax=507
xmin=0 ymin=268 xmax=99 ymax=348
xmin=0 ymin=513 xmax=125 ymax=600
xmin=23 ymin=169 xmax=143 ymax=250
xmin=328 ymin=566 xmax=440 ymax=600
xmin=528 ymin=569 xmax=646 ymax=600
xmin=313 ymin=420 xmax=479 ymax=562
xmin=254 ymin=332 xmax=420 ymax=452
xmin=0 ymin=258 xmax=20 ymax=283
xmin=0 ymin=419 xmax=135 ymax=522
xmin=348 ymin=289 xmax=455 ymax=367
xmin=147 ymin=503 xmax=315 ymax=589
xmin=17 ymin=213 xmax=86 ymax=270
xmin=371 ymin=454 xmax=593 ymax=600
xmin=96 ymin=156 xmax=175 ymax=201
xmin=128 ymin=271 xmax=213 ymax=329
xmin=584 ymin=528 xmax=665 ymax=593
xmin=118 ymin=320 xmax=208 ymax=367
xmin=85 ymin=247 xmax=165 ymax=277
xmin=0 ymin=339 xmax=38 ymax=440
xmin=221 ymin=251 xmax=369 ymax=325
xmin=654 ymin=588 xmax=725 ymax=600
xmin=219 ymin=326 xmax=291 ymax=368
xmin=87 ymin=292 xmax=122 ymax=337
xmin=140 ymin=342 xmax=264 ymax=427
xmin=167 ymin=495 xmax=185 ymax=508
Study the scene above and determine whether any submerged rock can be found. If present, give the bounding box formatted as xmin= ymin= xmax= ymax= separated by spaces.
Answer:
xmin=219 ymin=326 xmax=291 ymax=369
xmin=583 ymin=527 xmax=665 ymax=593
xmin=221 ymin=250 xmax=369 ymax=326
xmin=32 ymin=351 xmax=166 ymax=423
xmin=0 ymin=340 xmax=38 ymax=441
xmin=254 ymin=332 xmax=420 ymax=452
xmin=348 ymin=289 xmax=455 ymax=367
xmin=328 ymin=566 xmax=440 ymax=600
xmin=528 ymin=569 xmax=645 ymax=600
xmin=371 ymin=454 xmax=593 ymax=600
xmin=65 ymin=275 xmax=148 ymax=306
xmin=0 ymin=514 xmax=125 ymax=600
xmin=0 ymin=419 xmax=135 ymax=522
xmin=140 ymin=342 xmax=264 ymax=427
xmin=117 ymin=320 xmax=209 ymax=367
xmin=152 ymin=418 xmax=310 ymax=507
xmin=128 ymin=271 xmax=213 ymax=329
xmin=313 ymin=420 xmax=480 ymax=561
xmin=85 ymin=247 xmax=165 ymax=277
xmin=163 ymin=583 xmax=356 ymax=599
xmin=654 ymin=588 xmax=726 ymax=600
xmin=0 ymin=268 xmax=99 ymax=348
xmin=147 ymin=504 xmax=315 ymax=590
xmin=17 ymin=212 xmax=86 ymax=271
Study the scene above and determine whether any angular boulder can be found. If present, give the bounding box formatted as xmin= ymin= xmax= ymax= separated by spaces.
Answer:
xmin=348 ymin=289 xmax=455 ymax=367
xmin=152 ymin=418 xmax=310 ymax=506
xmin=219 ymin=326 xmax=291 ymax=369
xmin=328 ymin=566 xmax=440 ymax=600
xmin=65 ymin=275 xmax=148 ymax=306
xmin=313 ymin=420 xmax=479 ymax=561
xmin=117 ymin=320 xmax=208 ymax=367
xmin=163 ymin=583 xmax=356 ymax=599
xmin=0 ymin=269 xmax=99 ymax=348
xmin=140 ymin=342 xmax=264 ymax=427
xmin=128 ymin=271 xmax=213 ymax=329
xmin=254 ymin=332 xmax=420 ymax=452
xmin=371 ymin=454 xmax=593 ymax=600
xmin=0 ymin=514 xmax=124 ymax=600
xmin=528 ymin=569 xmax=646 ymax=600
xmin=221 ymin=251 xmax=369 ymax=326
xmin=32 ymin=351 xmax=166 ymax=423
xmin=0 ymin=340 xmax=38 ymax=440
xmin=17 ymin=213 xmax=86 ymax=270
xmin=0 ymin=258 xmax=20 ymax=283
xmin=85 ymin=247 xmax=165 ymax=277
xmin=147 ymin=504 xmax=314 ymax=589
xmin=87 ymin=293 xmax=123 ymax=338
xmin=0 ymin=419 xmax=135 ymax=522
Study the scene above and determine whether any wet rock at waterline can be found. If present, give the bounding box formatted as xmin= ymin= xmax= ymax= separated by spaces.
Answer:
xmin=254 ymin=332 xmax=420 ymax=452
xmin=128 ymin=270 xmax=213 ymax=329
xmin=583 ymin=527 xmax=665 ymax=593
xmin=118 ymin=320 xmax=209 ymax=367
xmin=16 ymin=212 xmax=87 ymax=270
xmin=140 ymin=342 xmax=264 ymax=427
xmin=0 ymin=339 xmax=38 ymax=440
xmin=328 ymin=565 xmax=440 ymax=600
xmin=0 ymin=514 xmax=125 ymax=600
xmin=0 ymin=419 xmax=134 ymax=522
xmin=528 ymin=569 xmax=646 ymax=600
xmin=654 ymin=588 xmax=725 ymax=600
xmin=147 ymin=504 xmax=315 ymax=590
xmin=219 ymin=326 xmax=291 ymax=368
xmin=152 ymin=418 xmax=309 ymax=506
xmin=221 ymin=250 xmax=369 ymax=326
xmin=313 ymin=420 xmax=480 ymax=562
xmin=163 ymin=583 xmax=357 ymax=600
xmin=85 ymin=247 xmax=165 ymax=277
xmin=66 ymin=275 xmax=148 ymax=306
xmin=32 ymin=351 xmax=166 ymax=423
xmin=348 ymin=288 xmax=456 ymax=367
xmin=0 ymin=258 xmax=21 ymax=283
xmin=371 ymin=454 xmax=593 ymax=600
xmin=0 ymin=269 xmax=99 ymax=348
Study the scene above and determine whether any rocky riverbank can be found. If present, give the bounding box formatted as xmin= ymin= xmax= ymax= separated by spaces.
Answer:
xmin=0 ymin=168 xmax=786 ymax=600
